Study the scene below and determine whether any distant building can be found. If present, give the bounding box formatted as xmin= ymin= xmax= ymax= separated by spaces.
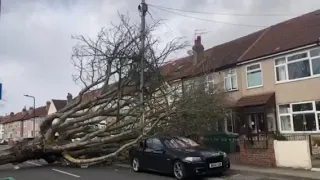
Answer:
xmin=0 ymin=117 xmax=4 ymax=140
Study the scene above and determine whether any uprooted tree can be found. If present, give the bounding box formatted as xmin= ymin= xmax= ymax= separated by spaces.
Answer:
xmin=0 ymin=15 xmax=230 ymax=166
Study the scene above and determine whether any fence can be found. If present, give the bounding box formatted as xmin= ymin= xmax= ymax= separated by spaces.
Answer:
xmin=243 ymin=134 xmax=269 ymax=149
xmin=277 ymin=134 xmax=320 ymax=157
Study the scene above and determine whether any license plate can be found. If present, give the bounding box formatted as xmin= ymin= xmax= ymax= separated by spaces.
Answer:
xmin=209 ymin=162 xmax=222 ymax=168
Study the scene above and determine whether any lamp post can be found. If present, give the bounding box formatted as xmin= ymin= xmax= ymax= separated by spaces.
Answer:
xmin=24 ymin=94 xmax=35 ymax=138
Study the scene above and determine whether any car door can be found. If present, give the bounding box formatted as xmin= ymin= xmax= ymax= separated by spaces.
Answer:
xmin=143 ymin=138 xmax=157 ymax=170
xmin=135 ymin=140 xmax=148 ymax=169
xmin=148 ymin=138 xmax=172 ymax=173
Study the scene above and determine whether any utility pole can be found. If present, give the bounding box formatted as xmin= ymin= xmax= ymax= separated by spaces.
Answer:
xmin=138 ymin=0 xmax=148 ymax=132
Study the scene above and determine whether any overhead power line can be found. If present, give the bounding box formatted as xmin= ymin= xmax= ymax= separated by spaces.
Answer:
xmin=150 ymin=6 xmax=267 ymax=28
xmin=148 ymin=8 xmax=180 ymax=37
xmin=148 ymin=3 xmax=297 ymax=17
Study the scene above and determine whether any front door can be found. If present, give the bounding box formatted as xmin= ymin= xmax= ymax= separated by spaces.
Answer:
xmin=245 ymin=113 xmax=266 ymax=134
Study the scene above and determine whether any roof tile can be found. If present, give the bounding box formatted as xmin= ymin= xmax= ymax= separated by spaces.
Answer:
xmin=164 ymin=9 xmax=320 ymax=80
xmin=52 ymin=99 xmax=67 ymax=111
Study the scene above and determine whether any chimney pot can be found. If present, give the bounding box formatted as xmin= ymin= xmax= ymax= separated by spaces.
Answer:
xmin=67 ymin=93 xmax=73 ymax=104
xmin=28 ymin=107 xmax=34 ymax=114
xmin=196 ymin=36 xmax=201 ymax=44
xmin=46 ymin=101 xmax=51 ymax=111
xmin=10 ymin=112 xmax=14 ymax=116
xmin=192 ymin=35 xmax=204 ymax=65
xmin=22 ymin=106 xmax=27 ymax=112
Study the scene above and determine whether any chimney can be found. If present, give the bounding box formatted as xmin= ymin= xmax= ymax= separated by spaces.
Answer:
xmin=28 ymin=107 xmax=34 ymax=114
xmin=67 ymin=93 xmax=73 ymax=104
xmin=46 ymin=101 xmax=51 ymax=111
xmin=10 ymin=112 xmax=14 ymax=117
xmin=22 ymin=106 xmax=27 ymax=112
xmin=192 ymin=36 xmax=204 ymax=65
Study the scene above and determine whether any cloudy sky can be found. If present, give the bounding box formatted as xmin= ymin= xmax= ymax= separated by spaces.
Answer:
xmin=0 ymin=0 xmax=319 ymax=115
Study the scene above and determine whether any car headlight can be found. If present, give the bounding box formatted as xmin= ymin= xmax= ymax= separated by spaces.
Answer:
xmin=183 ymin=157 xmax=203 ymax=162
xmin=220 ymin=152 xmax=227 ymax=157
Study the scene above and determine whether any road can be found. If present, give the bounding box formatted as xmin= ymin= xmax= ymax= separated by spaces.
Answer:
xmin=0 ymin=160 xmax=308 ymax=180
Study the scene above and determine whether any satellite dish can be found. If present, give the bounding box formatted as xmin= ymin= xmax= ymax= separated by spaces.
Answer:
xmin=187 ymin=50 xmax=194 ymax=56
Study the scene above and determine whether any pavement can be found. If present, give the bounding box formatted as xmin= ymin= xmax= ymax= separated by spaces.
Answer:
xmin=1 ymin=160 xmax=319 ymax=180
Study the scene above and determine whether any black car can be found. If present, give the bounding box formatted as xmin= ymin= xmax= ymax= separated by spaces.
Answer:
xmin=129 ymin=136 xmax=230 ymax=180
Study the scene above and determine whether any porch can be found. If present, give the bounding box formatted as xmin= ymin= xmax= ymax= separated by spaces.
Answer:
xmin=233 ymin=92 xmax=277 ymax=139
xmin=228 ymin=92 xmax=277 ymax=166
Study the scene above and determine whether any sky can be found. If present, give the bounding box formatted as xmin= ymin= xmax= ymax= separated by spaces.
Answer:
xmin=0 ymin=0 xmax=320 ymax=115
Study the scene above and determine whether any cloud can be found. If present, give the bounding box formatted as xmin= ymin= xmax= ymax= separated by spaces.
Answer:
xmin=0 ymin=0 xmax=320 ymax=114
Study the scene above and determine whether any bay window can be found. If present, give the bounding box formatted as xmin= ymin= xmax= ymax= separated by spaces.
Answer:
xmin=224 ymin=69 xmax=238 ymax=91
xmin=278 ymin=101 xmax=320 ymax=132
xmin=275 ymin=47 xmax=320 ymax=82
xmin=246 ymin=63 xmax=263 ymax=88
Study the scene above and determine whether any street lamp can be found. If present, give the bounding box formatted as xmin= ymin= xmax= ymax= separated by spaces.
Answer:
xmin=24 ymin=94 xmax=35 ymax=138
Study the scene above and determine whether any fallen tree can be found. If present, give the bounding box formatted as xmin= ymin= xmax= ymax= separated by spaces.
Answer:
xmin=0 ymin=15 xmax=229 ymax=166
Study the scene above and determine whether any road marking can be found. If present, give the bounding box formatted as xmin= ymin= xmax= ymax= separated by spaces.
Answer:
xmin=52 ymin=168 xmax=80 ymax=178
xmin=25 ymin=161 xmax=42 ymax=166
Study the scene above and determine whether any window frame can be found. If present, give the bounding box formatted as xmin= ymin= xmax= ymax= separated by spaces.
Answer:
xmin=146 ymin=138 xmax=163 ymax=150
xmin=182 ymin=73 xmax=215 ymax=95
xmin=246 ymin=62 xmax=263 ymax=89
xmin=274 ymin=47 xmax=320 ymax=84
xmin=278 ymin=101 xmax=320 ymax=133
xmin=278 ymin=104 xmax=293 ymax=132
xmin=224 ymin=68 xmax=238 ymax=91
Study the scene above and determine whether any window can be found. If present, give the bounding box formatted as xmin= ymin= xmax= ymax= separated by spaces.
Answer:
xmin=292 ymin=102 xmax=313 ymax=112
xmin=275 ymin=47 xmax=320 ymax=82
xmin=224 ymin=69 xmax=237 ymax=91
xmin=279 ymin=104 xmax=292 ymax=131
xmin=316 ymin=101 xmax=320 ymax=111
xmin=146 ymin=138 xmax=163 ymax=149
xmin=205 ymin=74 xmax=215 ymax=93
xmin=183 ymin=74 xmax=214 ymax=95
xmin=246 ymin=63 xmax=262 ymax=88
xmin=278 ymin=101 xmax=320 ymax=132
xmin=293 ymin=113 xmax=316 ymax=131
xmin=152 ymin=138 xmax=164 ymax=149
xmin=164 ymin=137 xmax=199 ymax=149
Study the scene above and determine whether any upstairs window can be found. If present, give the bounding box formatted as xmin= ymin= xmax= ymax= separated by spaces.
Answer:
xmin=275 ymin=47 xmax=320 ymax=82
xmin=182 ymin=74 xmax=214 ymax=95
xmin=246 ymin=63 xmax=263 ymax=88
xmin=224 ymin=69 xmax=238 ymax=91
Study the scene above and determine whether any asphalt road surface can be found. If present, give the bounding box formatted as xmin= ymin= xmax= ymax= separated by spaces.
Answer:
xmin=0 ymin=160 xmax=309 ymax=180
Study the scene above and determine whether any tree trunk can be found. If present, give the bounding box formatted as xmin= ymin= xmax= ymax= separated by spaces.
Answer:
xmin=0 ymin=138 xmax=45 ymax=165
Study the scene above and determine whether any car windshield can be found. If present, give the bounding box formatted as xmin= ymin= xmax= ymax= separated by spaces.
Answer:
xmin=164 ymin=137 xmax=199 ymax=148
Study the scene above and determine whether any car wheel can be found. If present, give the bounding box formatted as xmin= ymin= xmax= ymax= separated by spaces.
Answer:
xmin=131 ymin=158 xmax=140 ymax=172
xmin=173 ymin=160 xmax=188 ymax=180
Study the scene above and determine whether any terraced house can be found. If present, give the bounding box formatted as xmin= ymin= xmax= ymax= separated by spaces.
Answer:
xmin=0 ymin=117 xmax=4 ymax=140
xmin=0 ymin=99 xmax=69 ymax=142
xmin=163 ymin=9 xmax=320 ymax=136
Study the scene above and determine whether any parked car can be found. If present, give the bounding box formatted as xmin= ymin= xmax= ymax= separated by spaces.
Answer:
xmin=129 ymin=136 xmax=230 ymax=180
xmin=0 ymin=140 xmax=8 ymax=145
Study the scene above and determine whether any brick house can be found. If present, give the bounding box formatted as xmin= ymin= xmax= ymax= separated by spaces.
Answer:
xmin=1 ymin=104 xmax=50 ymax=141
xmin=160 ymin=9 xmax=320 ymax=137
xmin=0 ymin=116 xmax=5 ymax=140
xmin=22 ymin=105 xmax=49 ymax=138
